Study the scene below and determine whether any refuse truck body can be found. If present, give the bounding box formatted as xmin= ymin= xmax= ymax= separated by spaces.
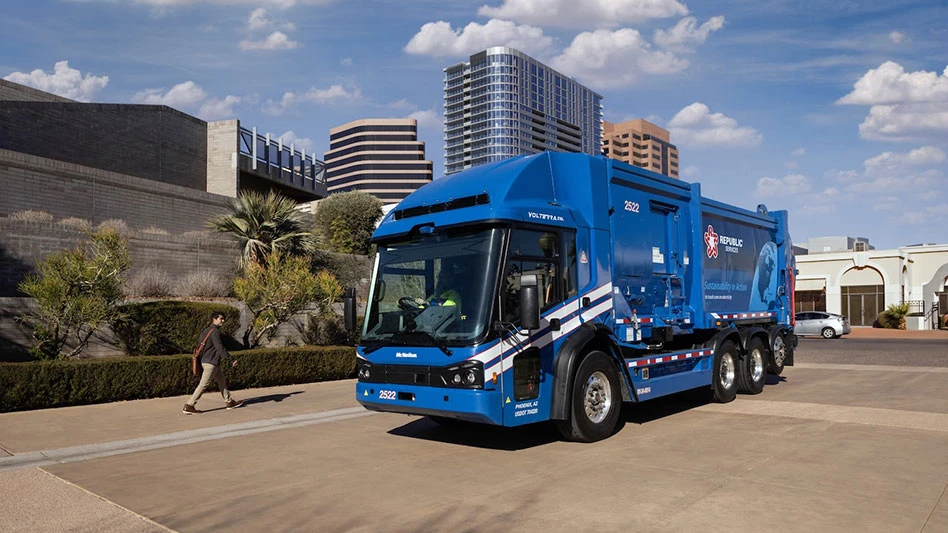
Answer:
xmin=351 ymin=152 xmax=797 ymax=442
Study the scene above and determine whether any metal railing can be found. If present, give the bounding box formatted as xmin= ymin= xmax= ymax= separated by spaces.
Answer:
xmin=238 ymin=126 xmax=325 ymax=191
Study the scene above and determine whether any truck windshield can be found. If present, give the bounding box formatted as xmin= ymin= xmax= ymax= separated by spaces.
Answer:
xmin=362 ymin=227 xmax=503 ymax=346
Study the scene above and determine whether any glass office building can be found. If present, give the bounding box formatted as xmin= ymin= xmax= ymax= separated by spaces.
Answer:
xmin=443 ymin=47 xmax=603 ymax=175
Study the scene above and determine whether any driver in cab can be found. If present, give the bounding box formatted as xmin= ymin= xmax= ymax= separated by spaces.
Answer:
xmin=429 ymin=262 xmax=463 ymax=313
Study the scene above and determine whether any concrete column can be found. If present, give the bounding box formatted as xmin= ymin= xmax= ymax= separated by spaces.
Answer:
xmin=206 ymin=119 xmax=239 ymax=198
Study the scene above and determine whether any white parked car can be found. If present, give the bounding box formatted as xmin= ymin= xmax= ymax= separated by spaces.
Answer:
xmin=794 ymin=312 xmax=851 ymax=339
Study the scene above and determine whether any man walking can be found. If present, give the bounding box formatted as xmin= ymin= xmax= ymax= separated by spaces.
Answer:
xmin=183 ymin=312 xmax=243 ymax=414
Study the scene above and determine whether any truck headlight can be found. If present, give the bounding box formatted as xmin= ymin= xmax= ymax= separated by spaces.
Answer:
xmin=439 ymin=360 xmax=484 ymax=389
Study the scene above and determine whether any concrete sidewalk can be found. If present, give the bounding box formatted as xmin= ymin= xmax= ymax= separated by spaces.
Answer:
xmin=0 ymin=379 xmax=361 ymax=456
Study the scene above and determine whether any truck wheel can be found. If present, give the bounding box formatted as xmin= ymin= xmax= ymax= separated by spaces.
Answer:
xmin=738 ymin=337 xmax=766 ymax=395
xmin=712 ymin=340 xmax=738 ymax=403
xmin=821 ymin=327 xmax=836 ymax=339
xmin=556 ymin=351 xmax=621 ymax=443
xmin=769 ymin=333 xmax=787 ymax=375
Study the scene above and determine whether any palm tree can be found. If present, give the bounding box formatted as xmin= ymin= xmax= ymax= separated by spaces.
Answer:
xmin=209 ymin=190 xmax=317 ymax=268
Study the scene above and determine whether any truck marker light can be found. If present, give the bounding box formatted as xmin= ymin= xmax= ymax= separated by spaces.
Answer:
xmin=492 ymin=372 xmax=498 ymax=384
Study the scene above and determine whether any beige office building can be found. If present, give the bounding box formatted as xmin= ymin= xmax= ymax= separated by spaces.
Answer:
xmin=324 ymin=118 xmax=433 ymax=205
xmin=602 ymin=119 xmax=679 ymax=178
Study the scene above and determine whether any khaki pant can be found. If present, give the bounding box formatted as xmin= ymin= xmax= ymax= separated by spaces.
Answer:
xmin=187 ymin=363 xmax=232 ymax=406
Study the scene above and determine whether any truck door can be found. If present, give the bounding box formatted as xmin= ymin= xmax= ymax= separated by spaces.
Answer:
xmin=498 ymin=227 xmax=577 ymax=426
xmin=649 ymin=201 xmax=683 ymax=309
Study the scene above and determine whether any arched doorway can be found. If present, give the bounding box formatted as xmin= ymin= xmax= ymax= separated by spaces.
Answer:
xmin=840 ymin=266 xmax=885 ymax=326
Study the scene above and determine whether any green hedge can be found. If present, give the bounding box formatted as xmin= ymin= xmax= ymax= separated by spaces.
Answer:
xmin=0 ymin=346 xmax=355 ymax=413
xmin=113 ymin=301 xmax=242 ymax=355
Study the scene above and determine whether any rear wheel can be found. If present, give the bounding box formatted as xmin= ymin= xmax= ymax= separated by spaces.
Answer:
xmin=712 ymin=341 xmax=738 ymax=403
xmin=769 ymin=333 xmax=788 ymax=375
xmin=821 ymin=327 xmax=836 ymax=339
xmin=556 ymin=351 xmax=622 ymax=443
xmin=738 ymin=337 xmax=766 ymax=395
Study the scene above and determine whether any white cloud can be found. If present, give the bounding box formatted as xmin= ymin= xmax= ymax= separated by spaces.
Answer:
xmin=654 ymin=16 xmax=725 ymax=52
xmin=792 ymin=147 xmax=806 ymax=157
xmin=889 ymin=31 xmax=905 ymax=44
xmin=756 ymin=174 xmax=811 ymax=197
xmin=340 ymin=57 xmax=352 ymax=66
xmin=837 ymin=61 xmax=948 ymax=106
xmin=408 ymin=109 xmax=442 ymax=130
xmin=680 ymin=165 xmax=700 ymax=179
xmin=405 ymin=19 xmax=552 ymax=58
xmin=864 ymin=145 xmax=946 ymax=176
xmin=4 ymin=60 xmax=108 ymax=102
xmin=550 ymin=28 xmax=688 ymax=88
xmin=132 ymin=80 xmax=206 ymax=108
xmin=273 ymin=130 xmax=315 ymax=152
xmin=247 ymin=8 xmax=270 ymax=30
xmin=837 ymin=61 xmax=948 ymax=142
xmin=198 ymin=95 xmax=241 ymax=120
xmin=477 ymin=0 xmax=688 ymax=28
xmin=263 ymin=84 xmax=361 ymax=114
xmin=668 ymin=102 xmax=763 ymax=147
xmin=239 ymin=31 xmax=299 ymax=51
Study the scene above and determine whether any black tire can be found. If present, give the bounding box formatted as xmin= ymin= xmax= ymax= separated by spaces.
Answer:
xmin=821 ymin=327 xmax=836 ymax=339
xmin=769 ymin=332 xmax=788 ymax=375
xmin=556 ymin=351 xmax=622 ymax=443
xmin=738 ymin=337 xmax=766 ymax=395
xmin=712 ymin=340 xmax=739 ymax=403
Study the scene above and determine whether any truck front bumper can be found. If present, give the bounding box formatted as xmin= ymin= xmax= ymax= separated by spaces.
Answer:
xmin=356 ymin=382 xmax=504 ymax=425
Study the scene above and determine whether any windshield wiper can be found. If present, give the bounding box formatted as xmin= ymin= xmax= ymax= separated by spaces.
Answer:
xmin=393 ymin=331 xmax=453 ymax=356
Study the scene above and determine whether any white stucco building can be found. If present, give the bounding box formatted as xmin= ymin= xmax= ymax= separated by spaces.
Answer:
xmin=794 ymin=238 xmax=948 ymax=329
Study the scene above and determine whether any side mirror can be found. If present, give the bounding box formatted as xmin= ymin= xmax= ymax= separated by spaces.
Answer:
xmin=344 ymin=287 xmax=357 ymax=332
xmin=520 ymin=274 xmax=540 ymax=331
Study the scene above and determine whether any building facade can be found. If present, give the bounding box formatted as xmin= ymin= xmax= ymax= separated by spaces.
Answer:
xmin=794 ymin=237 xmax=948 ymax=329
xmin=602 ymin=119 xmax=679 ymax=178
xmin=443 ymin=47 xmax=603 ymax=175
xmin=324 ymin=118 xmax=433 ymax=205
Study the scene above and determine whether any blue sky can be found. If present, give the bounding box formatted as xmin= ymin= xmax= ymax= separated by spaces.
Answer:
xmin=2 ymin=0 xmax=946 ymax=250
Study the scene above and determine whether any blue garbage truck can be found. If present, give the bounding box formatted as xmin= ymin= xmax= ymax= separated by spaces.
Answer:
xmin=347 ymin=152 xmax=796 ymax=442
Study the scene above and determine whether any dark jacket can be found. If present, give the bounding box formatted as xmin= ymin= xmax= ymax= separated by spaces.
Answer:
xmin=197 ymin=325 xmax=233 ymax=366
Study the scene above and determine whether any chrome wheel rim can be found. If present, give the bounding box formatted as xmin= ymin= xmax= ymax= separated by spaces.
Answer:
xmin=750 ymin=348 xmax=765 ymax=383
xmin=583 ymin=371 xmax=612 ymax=424
xmin=773 ymin=336 xmax=786 ymax=366
xmin=720 ymin=353 xmax=736 ymax=390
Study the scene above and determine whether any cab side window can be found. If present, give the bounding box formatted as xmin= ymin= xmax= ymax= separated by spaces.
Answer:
xmin=501 ymin=229 xmax=577 ymax=324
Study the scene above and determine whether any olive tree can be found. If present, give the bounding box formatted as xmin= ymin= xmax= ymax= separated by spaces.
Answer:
xmin=233 ymin=252 xmax=343 ymax=348
xmin=18 ymin=228 xmax=130 ymax=359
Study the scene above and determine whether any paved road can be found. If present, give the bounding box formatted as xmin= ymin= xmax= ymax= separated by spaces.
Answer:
xmin=1 ymin=339 xmax=946 ymax=532
xmin=796 ymin=337 xmax=948 ymax=367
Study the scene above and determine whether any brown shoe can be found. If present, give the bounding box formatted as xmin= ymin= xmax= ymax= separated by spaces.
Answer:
xmin=225 ymin=399 xmax=243 ymax=410
xmin=182 ymin=404 xmax=200 ymax=415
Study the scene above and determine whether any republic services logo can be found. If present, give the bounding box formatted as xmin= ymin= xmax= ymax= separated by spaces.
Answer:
xmin=704 ymin=225 xmax=719 ymax=258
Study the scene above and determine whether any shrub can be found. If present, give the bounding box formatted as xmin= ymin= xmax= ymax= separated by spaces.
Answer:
xmin=138 ymin=226 xmax=170 ymax=235
xmin=113 ymin=301 xmax=241 ymax=356
xmin=97 ymin=218 xmax=131 ymax=234
xmin=9 ymin=210 xmax=54 ymax=222
xmin=313 ymin=191 xmax=382 ymax=254
xmin=58 ymin=217 xmax=92 ymax=230
xmin=175 ymin=270 xmax=232 ymax=298
xmin=125 ymin=266 xmax=174 ymax=298
xmin=300 ymin=314 xmax=362 ymax=346
xmin=0 ymin=346 xmax=356 ymax=412
xmin=876 ymin=303 xmax=909 ymax=329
